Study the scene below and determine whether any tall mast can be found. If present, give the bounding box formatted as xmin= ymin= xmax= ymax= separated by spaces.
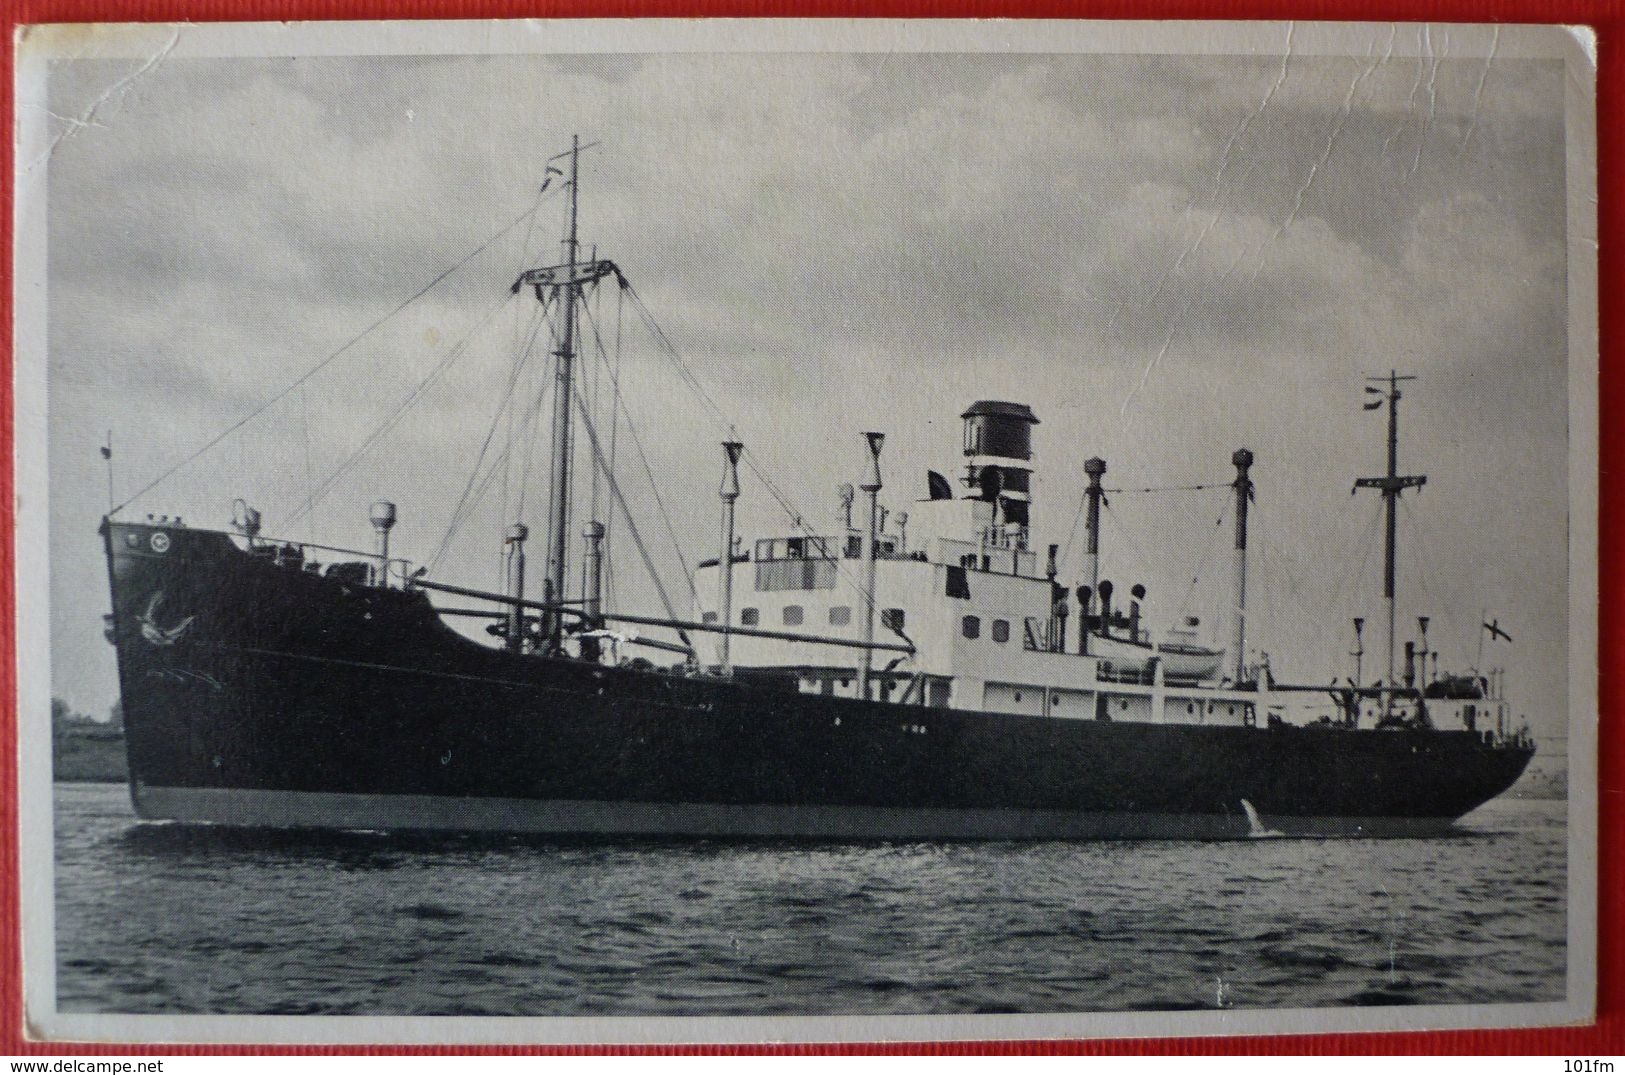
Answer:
xmin=1355 ymin=371 xmax=1426 ymax=712
xmin=857 ymin=432 xmax=885 ymax=701
xmin=512 ymin=136 xmax=616 ymax=653
xmin=543 ymin=135 xmax=583 ymax=649
xmin=1229 ymin=448 xmax=1254 ymax=684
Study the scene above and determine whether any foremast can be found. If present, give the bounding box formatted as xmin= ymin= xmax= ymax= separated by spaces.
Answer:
xmin=512 ymin=135 xmax=617 ymax=652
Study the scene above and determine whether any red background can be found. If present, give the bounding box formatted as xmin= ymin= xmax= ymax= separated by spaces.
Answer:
xmin=0 ymin=2 xmax=1615 ymax=1056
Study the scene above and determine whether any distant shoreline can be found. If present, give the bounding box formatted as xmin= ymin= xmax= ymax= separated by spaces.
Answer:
xmin=53 ymin=731 xmax=130 ymax=784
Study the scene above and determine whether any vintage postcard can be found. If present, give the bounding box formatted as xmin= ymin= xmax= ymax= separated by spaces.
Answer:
xmin=14 ymin=20 xmax=1598 ymax=1044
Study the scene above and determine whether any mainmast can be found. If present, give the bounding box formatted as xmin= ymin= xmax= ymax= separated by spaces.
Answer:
xmin=512 ymin=135 xmax=616 ymax=652
xmin=1354 ymin=371 xmax=1426 ymax=712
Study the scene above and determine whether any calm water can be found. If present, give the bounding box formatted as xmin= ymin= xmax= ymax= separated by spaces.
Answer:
xmin=52 ymin=783 xmax=1567 ymax=1016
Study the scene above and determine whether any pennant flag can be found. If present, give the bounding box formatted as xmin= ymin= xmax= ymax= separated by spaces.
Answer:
xmin=1363 ymin=400 xmax=1383 ymax=410
xmin=100 ymin=445 xmax=111 ymax=459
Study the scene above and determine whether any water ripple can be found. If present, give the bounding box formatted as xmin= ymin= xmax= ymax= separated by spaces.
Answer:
xmin=53 ymin=785 xmax=1568 ymax=1016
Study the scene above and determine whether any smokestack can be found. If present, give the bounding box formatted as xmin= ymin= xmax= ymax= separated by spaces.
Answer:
xmin=581 ymin=520 xmax=606 ymax=662
xmin=1230 ymin=449 xmax=1254 ymax=683
xmin=369 ymin=501 xmax=397 ymax=588
xmin=504 ymin=523 xmax=528 ymax=654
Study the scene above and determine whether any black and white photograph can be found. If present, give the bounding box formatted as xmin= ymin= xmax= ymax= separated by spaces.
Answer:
xmin=15 ymin=20 xmax=1597 ymax=1043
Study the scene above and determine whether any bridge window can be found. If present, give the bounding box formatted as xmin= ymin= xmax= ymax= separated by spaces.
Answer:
xmin=740 ymin=608 xmax=759 ymax=626
xmin=829 ymin=605 xmax=851 ymax=626
xmin=992 ymin=619 xmax=1011 ymax=644
xmin=883 ymin=608 xmax=905 ymax=632
xmin=702 ymin=611 xmax=718 ymax=624
xmin=783 ymin=605 xmax=804 ymax=626
xmin=756 ymin=559 xmax=836 ymax=591
xmin=962 ymin=615 xmax=981 ymax=639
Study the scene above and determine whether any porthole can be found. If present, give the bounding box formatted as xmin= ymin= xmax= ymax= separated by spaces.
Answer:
xmin=1187 ymin=703 xmax=1195 ymax=714
xmin=1121 ymin=699 xmax=1129 ymax=710
xmin=1013 ymin=691 xmax=1022 ymax=702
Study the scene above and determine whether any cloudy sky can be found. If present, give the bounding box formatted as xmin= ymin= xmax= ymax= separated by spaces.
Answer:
xmin=33 ymin=25 xmax=1580 ymax=750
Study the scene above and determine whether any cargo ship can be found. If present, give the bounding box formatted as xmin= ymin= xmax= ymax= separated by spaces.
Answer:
xmin=99 ymin=139 xmax=1534 ymax=839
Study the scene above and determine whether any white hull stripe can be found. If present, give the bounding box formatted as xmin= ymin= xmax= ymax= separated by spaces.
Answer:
xmin=132 ymin=785 xmax=1460 ymax=840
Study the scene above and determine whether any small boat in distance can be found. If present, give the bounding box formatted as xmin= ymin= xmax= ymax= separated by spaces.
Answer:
xmin=100 ymin=138 xmax=1534 ymax=839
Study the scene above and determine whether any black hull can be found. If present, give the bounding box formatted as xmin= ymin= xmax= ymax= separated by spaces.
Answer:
xmin=102 ymin=520 xmax=1535 ymax=840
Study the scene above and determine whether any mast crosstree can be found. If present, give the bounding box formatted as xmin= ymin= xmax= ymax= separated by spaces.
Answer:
xmin=1354 ymin=371 xmax=1426 ymax=715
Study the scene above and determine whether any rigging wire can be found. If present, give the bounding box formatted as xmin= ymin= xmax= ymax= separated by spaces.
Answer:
xmin=1173 ymin=490 xmax=1232 ymax=622
xmin=572 ymin=380 xmax=690 ymax=635
xmin=297 ymin=383 xmax=318 ymax=545
xmin=111 ymin=203 xmax=541 ymax=518
xmin=578 ymin=295 xmax=699 ymax=608
xmin=516 ymin=296 xmax=566 ymax=525
xmin=428 ymin=299 xmax=551 ymax=573
xmin=1097 ymin=501 xmax=1157 ymax=590
xmin=1400 ymin=494 xmax=1478 ymax=671
xmin=587 ymin=280 xmax=604 ymax=527
xmin=1101 ymin=481 xmax=1232 ymax=494
xmin=497 ymin=299 xmax=550 ymax=579
xmin=1057 ymin=487 xmax=1088 ymax=577
xmin=279 ymin=288 xmax=520 ymax=529
xmin=616 ymin=276 xmax=908 ymax=645
xmin=1320 ymin=497 xmax=1388 ymax=673
xmin=604 ymin=280 xmax=626 ymax=611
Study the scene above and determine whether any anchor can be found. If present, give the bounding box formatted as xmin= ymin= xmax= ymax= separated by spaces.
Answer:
xmin=137 ymin=592 xmax=196 ymax=647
